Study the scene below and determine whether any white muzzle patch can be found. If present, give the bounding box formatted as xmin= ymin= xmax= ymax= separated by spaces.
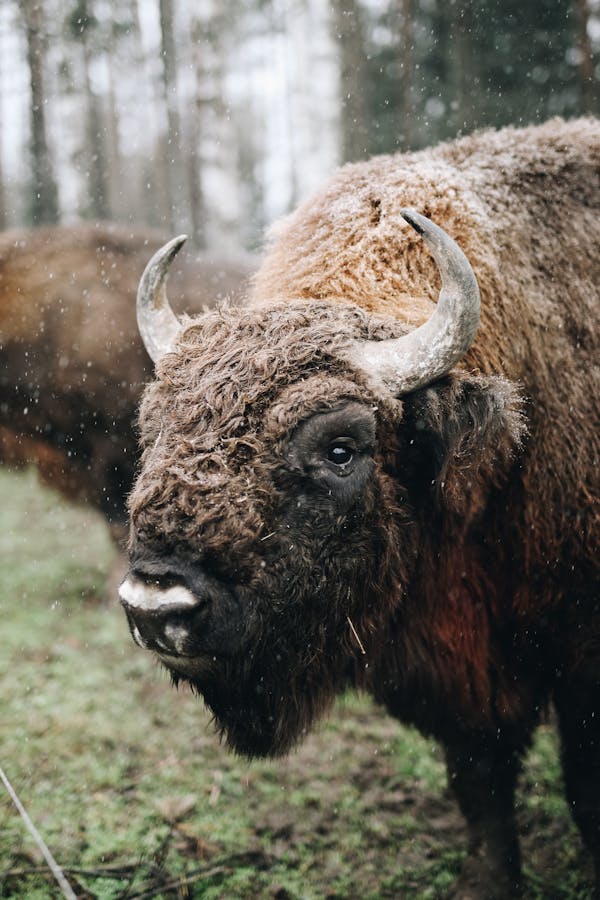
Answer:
xmin=118 ymin=577 xmax=198 ymax=612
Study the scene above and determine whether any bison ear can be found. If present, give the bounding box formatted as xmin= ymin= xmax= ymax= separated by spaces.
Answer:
xmin=400 ymin=374 xmax=527 ymax=524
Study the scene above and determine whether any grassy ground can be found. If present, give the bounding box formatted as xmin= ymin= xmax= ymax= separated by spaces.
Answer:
xmin=0 ymin=467 xmax=593 ymax=898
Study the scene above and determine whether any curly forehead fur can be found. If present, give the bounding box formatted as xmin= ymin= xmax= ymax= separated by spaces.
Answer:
xmin=130 ymin=300 xmax=404 ymax=553
xmin=165 ymin=298 xmax=406 ymax=380
xmin=138 ymin=299 xmax=406 ymax=444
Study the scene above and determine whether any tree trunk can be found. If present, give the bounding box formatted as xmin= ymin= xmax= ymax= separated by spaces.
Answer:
xmin=126 ymin=0 xmax=166 ymax=226
xmin=392 ymin=0 xmax=416 ymax=149
xmin=21 ymin=0 xmax=60 ymax=225
xmin=448 ymin=0 xmax=478 ymax=136
xmin=331 ymin=0 xmax=370 ymax=162
xmin=576 ymin=0 xmax=597 ymax=113
xmin=0 ymin=62 xmax=7 ymax=230
xmin=81 ymin=31 xmax=110 ymax=219
xmin=159 ymin=0 xmax=189 ymax=232
xmin=187 ymin=15 xmax=209 ymax=249
xmin=104 ymin=69 xmax=122 ymax=221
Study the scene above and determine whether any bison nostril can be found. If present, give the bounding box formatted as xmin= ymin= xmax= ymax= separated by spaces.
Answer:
xmin=119 ymin=574 xmax=208 ymax=655
xmin=162 ymin=620 xmax=193 ymax=654
xmin=123 ymin=605 xmax=195 ymax=653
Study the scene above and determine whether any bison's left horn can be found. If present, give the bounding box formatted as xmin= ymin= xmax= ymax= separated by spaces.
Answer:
xmin=137 ymin=235 xmax=188 ymax=363
xmin=344 ymin=209 xmax=480 ymax=395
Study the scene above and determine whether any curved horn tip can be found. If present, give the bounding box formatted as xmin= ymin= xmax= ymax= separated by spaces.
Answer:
xmin=400 ymin=207 xmax=428 ymax=235
xmin=346 ymin=207 xmax=480 ymax=396
xmin=399 ymin=210 xmax=469 ymax=265
xmin=137 ymin=234 xmax=189 ymax=365
xmin=164 ymin=233 xmax=189 ymax=259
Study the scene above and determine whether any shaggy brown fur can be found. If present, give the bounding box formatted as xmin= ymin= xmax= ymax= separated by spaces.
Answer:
xmin=125 ymin=119 xmax=600 ymax=898
xmin=0 ymin=222 xmax=253 ymax=543
xmin=254 ymin=117 xmax=600 ymax=579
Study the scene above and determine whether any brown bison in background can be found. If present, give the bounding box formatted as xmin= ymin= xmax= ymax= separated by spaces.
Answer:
xmin=0 ymin=223 xmax=253 ymax=545
xmin=119 ymin=119 xmax=600 ymax=898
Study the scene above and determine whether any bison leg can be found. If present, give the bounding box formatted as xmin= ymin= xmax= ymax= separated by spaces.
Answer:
xmin=555 ymin=674 xmax=600 ymax=898
xmin=444 ymin=736 xmax=523 ymax=899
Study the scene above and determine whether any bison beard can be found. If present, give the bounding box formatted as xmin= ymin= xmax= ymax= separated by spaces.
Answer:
xmin=120 ymin=119 xmax=600 ymax=899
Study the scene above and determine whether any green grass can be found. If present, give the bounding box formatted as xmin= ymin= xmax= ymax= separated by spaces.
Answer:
xmin=0 ymin=467 xmax=593 ymax=898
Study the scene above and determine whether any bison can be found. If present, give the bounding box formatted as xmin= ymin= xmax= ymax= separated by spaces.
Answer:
xmin=0 ymin=223 xmax=253 ymax=546
xmin=119 ymin=118 xmax=600 ymax=898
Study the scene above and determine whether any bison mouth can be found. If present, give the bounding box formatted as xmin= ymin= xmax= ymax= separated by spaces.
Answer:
xmin=119 ymin=571 xmax=306 ymax=757
xmin=119 ymin=564 xmax=344 ymax=758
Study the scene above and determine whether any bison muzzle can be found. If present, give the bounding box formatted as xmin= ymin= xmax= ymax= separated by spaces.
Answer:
xmin=119 ymin=118 xmax=600 ymax=898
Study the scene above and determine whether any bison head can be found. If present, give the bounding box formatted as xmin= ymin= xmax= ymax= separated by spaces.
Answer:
xmin=119 ymin=212 xmax=524 ymax=757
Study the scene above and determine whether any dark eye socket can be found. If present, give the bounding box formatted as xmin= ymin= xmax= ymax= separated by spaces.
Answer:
xmin=326 ymin=442 xmax=354 ymax=466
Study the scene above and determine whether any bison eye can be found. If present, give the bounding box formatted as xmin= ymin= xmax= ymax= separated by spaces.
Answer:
xmin=286 ymin=402 xmax=376 ymax=504
xmin=327 ymin=442 xmax=354 ymax=466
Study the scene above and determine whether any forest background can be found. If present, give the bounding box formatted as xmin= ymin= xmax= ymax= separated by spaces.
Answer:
xmin=1 ymin=3 xmax=599 ymax=896
xmin=1 ymin=0 xmax=599 ymax=254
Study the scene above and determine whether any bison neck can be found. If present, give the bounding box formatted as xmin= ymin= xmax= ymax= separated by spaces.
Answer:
xmin=361 ymin=530 xmax=551 ymax=741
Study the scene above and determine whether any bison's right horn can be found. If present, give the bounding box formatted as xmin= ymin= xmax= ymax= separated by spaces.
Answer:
xmin=137 ymin=235 xmax=188 ymax=363
xmin=343 ymin=210 xmax=480 ymax=395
